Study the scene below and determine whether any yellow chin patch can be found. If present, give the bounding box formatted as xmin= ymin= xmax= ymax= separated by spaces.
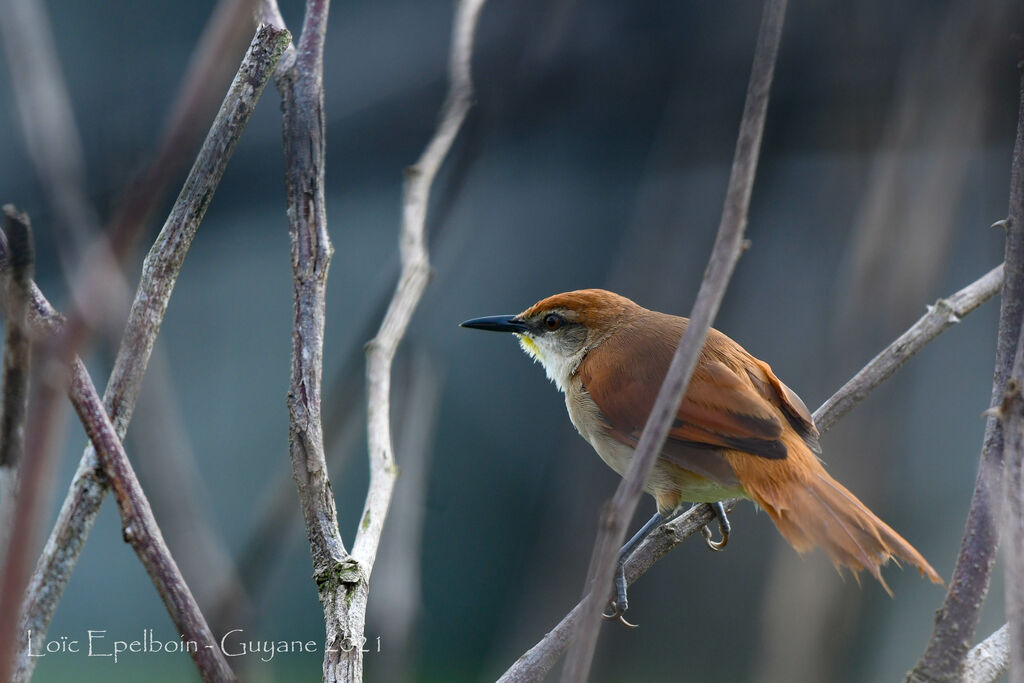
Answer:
xmin=515 ymin=333 xmax=544 ymax=364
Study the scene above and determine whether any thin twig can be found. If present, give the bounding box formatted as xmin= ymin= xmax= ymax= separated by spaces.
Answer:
xmin=964 ymin=624 xmax=1009 ymax=683
xmin=908 ymin=66 xmax=1024 ymax=683
xmin=560 ymin=1 xmax=788 ymax=680
xmin=500 ymin=260 xmax=1003 ymax=682
xmin=12 ymin=24 xmax=289 ymax=683
xmin=816 ymin=263 xmax=1003 ymax=431
xmin=355 ymin=0 xmax=486 ymax=571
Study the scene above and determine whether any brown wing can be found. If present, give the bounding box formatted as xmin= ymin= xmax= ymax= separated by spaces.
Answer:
xmin=578 ymin=312 xmax=817 ymax=461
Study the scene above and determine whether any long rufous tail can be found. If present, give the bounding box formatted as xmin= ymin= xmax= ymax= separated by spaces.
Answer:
xmin=727 ymin=440 xmax=943 ymax=594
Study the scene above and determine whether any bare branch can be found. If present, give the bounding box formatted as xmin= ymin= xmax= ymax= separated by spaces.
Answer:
xmin=0 ymin=206 xmax=32 ymax=471
xmin=498 ymin=502 xmax=734 ymax=683
xmin=270 ymin=1 xmax=362 ymax=680
xmin=560 ymin=1 xmax=787 ymax=680
xmin=964 ymin=624 xmax=1009 ymax=683
xmin=269 ymin=0 xmax=485 ymax=677
xmin=12 ymin=25 xmax=289 ymax=682
xmin=815 ymin=263 xmax=1003 ymax=431
xmin=0 ymin=207 xmax=33 ymax=564
xmin=354 ymin=0 xmax=486 ymax=571
xmin=0 ymin=209 xmax=34 ymax=682
xmin=501 ymin=259 xmax=1004 ymax=682
xmin=908 ymin=66 xmax=1024 ymax=683
xmin=67 ymin=360 xmax=235 ymax=681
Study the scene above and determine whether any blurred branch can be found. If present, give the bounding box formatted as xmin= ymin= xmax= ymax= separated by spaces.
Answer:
xmin=12 ymin=25 xmax=289 ymax=683
xmin=0 ymin=0 xmax=100 ymax=258
xmin=500 ymin=260 xmax=1003 ymax=682
xmin=2 ymin=0 xmax=257 ymax=631
xmin=0 ymin=206 xmax=33 ymax=558
xmin=964 ymin=624 xmax=1009 ymax=683
xmin=560 ymin=1 xmax=787 ymax=680
xmin=369 ymin=351 xmax=442 ymax=682
xmin=908 ymin=66 xmax=1024 ymax=683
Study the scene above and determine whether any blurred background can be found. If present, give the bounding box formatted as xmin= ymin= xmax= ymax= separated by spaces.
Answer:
xmin=1 ymin=0 xmax=1022 ymax=680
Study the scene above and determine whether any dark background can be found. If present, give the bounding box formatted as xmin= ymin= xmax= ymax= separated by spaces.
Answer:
xmin=1 ymin=0 xmax=1021 ymax=680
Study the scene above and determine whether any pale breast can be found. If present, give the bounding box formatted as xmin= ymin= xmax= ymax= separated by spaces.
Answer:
xmin=563 ymin=378 xmax=747 ymax=508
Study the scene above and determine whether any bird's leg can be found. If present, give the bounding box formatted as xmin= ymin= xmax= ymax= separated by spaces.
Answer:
xmin=603 ymin=511 xmax=672 ymax=628
xmin=700 ymin=501 xmax=731 ymax=551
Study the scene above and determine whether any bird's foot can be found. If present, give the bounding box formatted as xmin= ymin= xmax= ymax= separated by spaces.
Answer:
xmin=700 ymin=501 xmax=731 ymax=551
xmin=601 ymin=564 xmax=639 ymax=628
xmin=602 ymin=600 xmax=638 ymax=629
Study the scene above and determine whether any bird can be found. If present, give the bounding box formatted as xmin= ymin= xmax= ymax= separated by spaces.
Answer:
xmin=461 ymin=288 xmax=942 ymax=621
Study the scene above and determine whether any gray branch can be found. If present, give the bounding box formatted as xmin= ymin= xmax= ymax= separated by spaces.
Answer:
xmin=908 ymin=66 xmax=1024 ymax=683
xmin=11 ymin=24 xmax=289 ymax=683
xmin=263 ymin=0 xmax=485 ymax=678
xmin=67 ymin=360 xmax=235 ymax=681
xmin=559 ymin=1 xmax=788 ymax=680
xmin=499 ymin=260 xmax=1003 ymax=682
xmin=964 ymin=624 xmax=1009 ymax=683
xmin=814 ymin=263 xmax=1002 ymax=430
xmin=0 ymin=206 xmax=33 ymax=562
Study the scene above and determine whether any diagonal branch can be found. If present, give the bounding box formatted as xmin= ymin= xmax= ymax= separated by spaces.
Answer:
xmin=908 ymin=65 xmax=1024 ymax=683
xmin=815 ymin=263 xmax=1003 ymax=431
xmin=0 ymin=259 xmax=236 ymax=680
xmin=500 ymin=260 xmax=1003 ymax=682
xmin=12 ymin=24 xmax=289 ymax=683
xmin=69 ymin=358 xmax=235 ymax=681
xmin=559 ymin=1 xmax=788 ymax=680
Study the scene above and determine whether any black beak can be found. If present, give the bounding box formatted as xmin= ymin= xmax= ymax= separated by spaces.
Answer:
xmin=460 ymin=314 xmax=528 ymax=333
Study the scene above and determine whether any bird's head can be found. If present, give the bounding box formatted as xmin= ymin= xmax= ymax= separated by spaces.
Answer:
xmin=461 ymin=289 xmax=641 ymax=392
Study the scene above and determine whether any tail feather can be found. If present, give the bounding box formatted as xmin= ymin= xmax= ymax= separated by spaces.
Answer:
xmin=731 ymin=448 xmax=943 ymax=593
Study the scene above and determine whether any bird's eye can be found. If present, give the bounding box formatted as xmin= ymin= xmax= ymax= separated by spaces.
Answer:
xmin=544 ymin=314 xmax=562 ymax=331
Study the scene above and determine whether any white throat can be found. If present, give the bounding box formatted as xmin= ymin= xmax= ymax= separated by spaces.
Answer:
xmin=515 ymin=333 xmax=583 ymax=394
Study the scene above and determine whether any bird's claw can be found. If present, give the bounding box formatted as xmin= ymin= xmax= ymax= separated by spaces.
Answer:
xmin=602 ymin=601 xmax=639 ymax=628
xmin=701 ymin=501 xmax=731 ymax=551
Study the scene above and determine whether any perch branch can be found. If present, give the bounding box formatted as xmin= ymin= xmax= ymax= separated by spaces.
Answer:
xmin=908 ymin=65 xmax=1024 ymax=683
xmin=560 ymin=1 xmax=788 ymax=680
xmin=815 ymin=264 xmax=1002 ymax=432
xmin=500 ymin=260 xmax=1003 ymax=682
xmin=12 ymin=24 xmax=289 ymax=683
